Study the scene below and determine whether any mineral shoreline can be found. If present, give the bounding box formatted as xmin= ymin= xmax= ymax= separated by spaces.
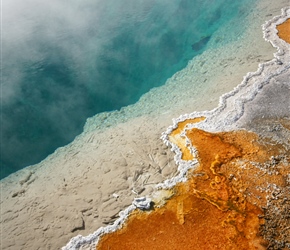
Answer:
xmin=97 ymin=128 xmax=289 ymax=249
xmin=1 ymin=1 xmax=289 ymax=250
xmin=65 ymin=6 xmax=290 ymax=250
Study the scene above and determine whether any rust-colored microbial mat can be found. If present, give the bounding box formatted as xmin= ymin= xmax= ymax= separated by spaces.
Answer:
xmin=277 ymin=18 xmax=290 ymax=43
xmin=169 ymin=116 xmax=205 ymax=160
xmin=97 ymin=128 xmax=289 ymax=250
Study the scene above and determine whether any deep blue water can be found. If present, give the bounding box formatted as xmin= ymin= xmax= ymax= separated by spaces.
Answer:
xmin=1 ymin=0 xmax=252 ymax=179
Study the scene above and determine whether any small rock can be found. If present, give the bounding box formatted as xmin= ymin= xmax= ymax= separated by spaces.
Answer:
xmin=133 ymin=197 xmax=152 ymax=210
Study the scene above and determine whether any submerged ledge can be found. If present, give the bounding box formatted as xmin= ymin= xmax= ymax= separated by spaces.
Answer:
xmin=63 ymin=7 xmax=290 ymax=250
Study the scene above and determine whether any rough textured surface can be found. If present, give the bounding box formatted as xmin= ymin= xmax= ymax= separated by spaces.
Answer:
xmin=1 ymin=1 xmax=289 ymax=250
xmin=97 ymin=129 xmax=289 ymax=249
xmin=96 ymin=7 xmax=290 ymax=250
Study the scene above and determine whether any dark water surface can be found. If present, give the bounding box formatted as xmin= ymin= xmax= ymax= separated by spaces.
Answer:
xmin=1 ymin=0 xmax=252 ymax=179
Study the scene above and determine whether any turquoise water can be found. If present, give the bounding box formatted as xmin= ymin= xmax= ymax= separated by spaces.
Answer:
xmin=1 ymin=0 xmax=252 ymax=179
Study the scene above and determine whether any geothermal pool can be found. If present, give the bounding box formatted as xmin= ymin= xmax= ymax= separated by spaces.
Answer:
xmin=2 ymin=0 xmax=251 ymax=178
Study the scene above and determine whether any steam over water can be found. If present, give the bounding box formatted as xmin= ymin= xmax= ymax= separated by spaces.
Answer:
xmin=1 ymin=0 xmax=251 ymax=178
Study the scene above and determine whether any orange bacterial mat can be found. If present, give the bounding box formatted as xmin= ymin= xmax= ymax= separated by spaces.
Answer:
xmin=97 ymin=128 xmax=289 ymax=250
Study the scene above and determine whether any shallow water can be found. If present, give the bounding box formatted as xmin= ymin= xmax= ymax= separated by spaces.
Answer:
xmin=1 ymin=0 xmax=252 ymax=179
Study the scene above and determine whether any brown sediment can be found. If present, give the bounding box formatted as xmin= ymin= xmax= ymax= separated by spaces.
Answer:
xmin=97 ymin=128 xmax=289 ymax=250
xmin=277 ymin=18 xmax=290 ymax=43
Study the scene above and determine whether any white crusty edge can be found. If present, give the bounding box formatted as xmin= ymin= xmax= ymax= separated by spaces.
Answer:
xmin=62 ymin=7 xmax=290 ymax=250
